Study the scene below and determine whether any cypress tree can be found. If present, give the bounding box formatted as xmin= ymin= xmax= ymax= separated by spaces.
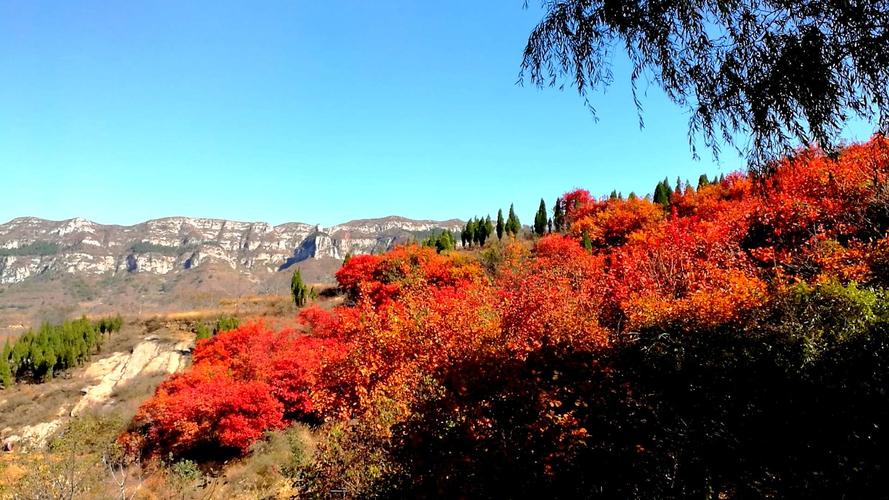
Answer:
xmin=0 ymin=342 xmax=12 ymax=389
xmin=484 ymin=216 xmax=494 ymax=245
xmin=506 ymin=204 xmax=521 ymax=237
xmin=581 ymin=231 xmax=593 ymax=252
xmin=466 ymin=219 xmax=478 ymax=247
xmin=496 ymin=209 xmax=505 ymax=241
xmin=628 ymin=192 xmax=638 ymax=201
xmin=553 ymin=198 xmax=565 ymax=232
xmin=609 ymin=190 xmax=619 ymax=200
xmin=534 ymin=199 xmax=548 ymax=236
xmin=653 ymin=181 xmax=669 ymax=206
xmin=698 ymin=174 xmax=710 ymax=189
xmin=663 ymin=177 xmax=673 ymax=198
xmin=475 ymin=218 xmax=486 ymax=246
xmin=291 ymin=268 xmax=309 ymax=307
xmin=547 ymin=218 xmax=553 ymax=233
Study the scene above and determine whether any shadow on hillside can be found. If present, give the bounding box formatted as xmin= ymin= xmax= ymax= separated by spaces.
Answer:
xmin=388 ymin=326 xmax=889 ymax=498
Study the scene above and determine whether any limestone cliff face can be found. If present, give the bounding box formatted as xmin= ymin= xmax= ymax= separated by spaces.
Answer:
xmin=0 ymin=216 xmax=463 ymax=284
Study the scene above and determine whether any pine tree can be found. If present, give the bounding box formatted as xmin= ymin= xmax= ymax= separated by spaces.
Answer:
xmin=496 ymin=209 xmax=505 ymax=241
xmin=628 ymin=192 xmax=638 ymax=201
xmin=465 ymin=219 xmax=478 ymax=247
xmin=581 ymin=231 xmax=593 ymax=252
xmin=553 ymin=198 xmax=565 ymax=232
xmin=653 ymin=181 xmax=669 ymax=206
xmin=290 ymin=268 xmax=309 ymax=307
xmin=484 ymin=216 xmax=494 ymax=245
xmin=475 ymin=217 xmax=487 ymax=246
xmin=547 ymin=218 xmax=553 ymax=233
xmin=534 ymin=199 xmax=548 ymax=236
xmin=663 ymin=177 xmax=674 ymax=198
xmin=0 ymin=342 xmax=12 ymax=389
xmin=719 ymin=173 xmax=725 ymax=183
xmin=698 ymin=174 xmax=710 ymax=189
xmin=609 ymin=190 xmax=619 ymax=200
xmin=506 ymin=204 xmax=521 ymax=237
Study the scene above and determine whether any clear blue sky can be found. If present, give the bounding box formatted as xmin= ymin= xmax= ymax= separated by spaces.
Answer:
xmin=0 ymin=1 xmax=876 ymax=227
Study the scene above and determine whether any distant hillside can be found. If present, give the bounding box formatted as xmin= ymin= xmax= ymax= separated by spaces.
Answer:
xmin=0 ymin=215 xmax=463 ymax=334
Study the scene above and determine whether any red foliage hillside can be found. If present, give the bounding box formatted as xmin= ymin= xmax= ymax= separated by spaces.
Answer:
xmin=128 ymin=137 xmax=889 ymax=460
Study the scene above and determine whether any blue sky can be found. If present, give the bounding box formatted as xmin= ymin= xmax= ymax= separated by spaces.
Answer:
xmin=0 ymin=1 xmax=876 ymax=227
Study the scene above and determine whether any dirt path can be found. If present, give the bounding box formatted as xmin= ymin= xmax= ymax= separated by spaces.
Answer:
xmin=1 ymin=327 xmax=193 ymax=450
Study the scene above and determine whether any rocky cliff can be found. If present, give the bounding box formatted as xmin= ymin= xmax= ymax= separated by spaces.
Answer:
xmin=0 ymin=215 xmax=463 ymax=285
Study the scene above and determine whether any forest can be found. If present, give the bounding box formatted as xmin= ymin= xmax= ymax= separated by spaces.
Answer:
xmin=117 ymin=136 xmax=889 ymax=497
xmin=0 ymin=315 xmax=122 ymax=387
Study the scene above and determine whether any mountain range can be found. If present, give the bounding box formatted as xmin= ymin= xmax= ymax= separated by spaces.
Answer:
xmin=0 ymin=215 xmax=462 ymax=335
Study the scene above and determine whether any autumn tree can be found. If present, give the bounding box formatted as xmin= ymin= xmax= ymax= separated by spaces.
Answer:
xmin=521 ymin=0 xmax=889 ymax=165
xmin=534 ymin=199 xmax=548 ymax=236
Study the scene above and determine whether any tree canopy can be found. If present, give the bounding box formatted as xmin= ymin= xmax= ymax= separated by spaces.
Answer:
xmin=521 ymin=0 xmax=889 ymax=166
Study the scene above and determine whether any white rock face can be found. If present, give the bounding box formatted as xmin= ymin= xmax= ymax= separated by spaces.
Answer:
xmin=0 ymin=215 xmax=464 ymax=284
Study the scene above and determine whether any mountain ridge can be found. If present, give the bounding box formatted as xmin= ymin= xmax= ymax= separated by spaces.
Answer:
xmin=0 ymin=215 xmax=464 ymax=285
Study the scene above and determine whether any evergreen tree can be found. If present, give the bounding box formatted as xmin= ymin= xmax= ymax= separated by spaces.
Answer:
xmin=534 ymin=199 xmax=548 ymax=236
xmin=464 ymin=219 xmax=478 ymax=248
xmin=553 ymin=198 xmax=565 ymax=232
xmin=547 ymin=218 xmax=553 ymax=234
xmin=609 ymin=190 xmax=619 ymax=200
xmin=628 ymin=192 xmax=638 ymax=201
xmin=290 ymin=268 xmax=309 ymax=307
xmin=663 ymin=177 xmax=674 ymax=198
xmin=506 ymin=204 xmax=521 ymax=237
xmin=698 ymin=174 xmax=710 ymax=189
xmin=496 ymin=209 xmax=505 ymax=241
xmin=581 ymin=231 xmax=593 ymax=252
xmin=653 ymin=181 xmax=669 ymax=206
xmin=471 ymin=218 xmax=482 ymax=246
xmin=719 ymin=173 xmax=726 ymax=183
xmin=0 ymin=342 xmax=11 ymax=389
xmin=484 ymin=216 xmax=494 ymax=245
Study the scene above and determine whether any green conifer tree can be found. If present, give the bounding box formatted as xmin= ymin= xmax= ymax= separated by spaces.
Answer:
xmin=581 ymin=231 xmax=593 ymax=252
xmin=534 ymin=199 xmax=548 ymax=236
xmin=653 ymin=181 xmax=669 ymax=206
xmin=553 ymin=198 xmax=565 ymax=232
xmin=506 ymin=204 xmax=521 ymax=237
xmin=0 ymin=342 xmax=12 ymax=388
xmin=698 ymin=174 xmax=710 ymax=189
xmin=290 ymin=268 xmax=309 ymax=307
xmin=496 ymin=209 xmax=505 ymax=241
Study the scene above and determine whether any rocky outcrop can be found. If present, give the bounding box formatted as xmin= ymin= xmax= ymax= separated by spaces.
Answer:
xmin=0 ymin=216 xmax=463 ymax=285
